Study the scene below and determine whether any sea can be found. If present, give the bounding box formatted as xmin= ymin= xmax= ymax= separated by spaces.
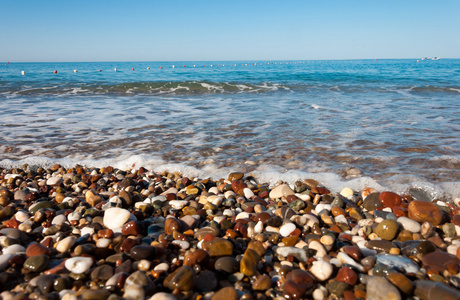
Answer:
xmin=1 ymin=59 xmax=459 ymax=201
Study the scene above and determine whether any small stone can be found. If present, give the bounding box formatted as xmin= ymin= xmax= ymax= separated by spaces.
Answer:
xmin=103 ymin=207 xmax=132 ymax=230
xmin=326 ymin=280 xmax=350 ymax=297
xmin=422 ymin=252 xmax=460 ymax=274
xmin=194 ymin=270 xmax=218 ymax=292
xmin=379 ymin=192 xmax=401 ymax=209
xmin=122 ymin=221 xmax=139 ymax=236
xmin=363 ymin=193 xmax=382 ymax=211
xmin=280 ymin=222 xmax=297 ymax=237
xmin=24 ymin=254 xmax=49 ymax=272
xmin=165 ymin=217 xmax=181 ymax=235
xmin=214 ymin=256 xmax=238 ymax=274
xmin=336 ymin=267 xmax=357 ymax=285
xmin=386 ymin=273 xmax=414 ymax=295
xmin=228 ymin=172 xmax=244 ymax=181
xmin=252 ymin=274 xmax=272 ymax=290
xmin=56 ymin=236 xmax=76 ymax=253
xmin=397 ymin=216 xmax=421 ymax=233
xmin=65 ymin=256 xmax=93 ymax=274
xmin=26 ymin=243 xmax=50 ymax=257
xmin=149 ymin=293 xmax=177 ymax=300
xmin=240 ymin=248 xmax=260 ymax=276
xmin=310 ymin=260 xmax=333 ymax=281
xmin=374 ymin=219 xmax=399 ymax=240
xmin=376 ymin=253 xmax=420 ymax=274
xmin=91 ymin=264 xmax=114 ymax=281
xmin=366 ymin=276 xmax=401 ymax=300
xmin=47 ymin=176 xmax=63 ymax=186
xmin=201 ymin=238 xmax=233 ymax=257
xmin=414 ymin=280 xmax=460 ymax=300
xmin=183 ymin=249 xmax=209 ymax=267
xmin=284 ymin=269 xmax=316 ymax=299
xmin=269 ymin=184 xmax=295 ymax=199
xmin=130 ymin=245 xmax=157 ymax=261
xmin=212 ymin=287 xmax=238 ymax=300
xmin=408 ymin=201 xmax=443 ymax=226
xmin=163 ymin=266 xmax=195 ymax=291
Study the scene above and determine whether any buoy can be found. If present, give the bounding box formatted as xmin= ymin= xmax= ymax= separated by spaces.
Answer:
xmin=172 ymin=65 xmax=175 ymax=68
xmin=193 ymin=65 xmax=196 ymax=67
xmin=183 ymin=65 xmax=186 ymax=67
xmin=417 ymin=60 xmax=419 ymax=63
xmin=160 ymin=66 xmax=163 ymax=69
xmin=53 ymin=70 xmax=57 ymax=74
xmin=132 ymin=68 xmax=134 ymax=70
xmin=98 ymin=70 xmax=102 ymax=72
xmin=21 ymin=71 xmax=25 ymax=75
xmin=147 ymin=67 xmax=150 ymax=69
xmin=74 ymin=70 xmax=78 ymax=73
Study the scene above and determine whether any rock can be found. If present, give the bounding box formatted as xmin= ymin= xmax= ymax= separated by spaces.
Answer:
xmin=56 ymin=236 xmax=77 ymax=253
xmin=422 ymin=252 xmax=460 ymax=274
xmin=123 ymin=284 xmax=145 ymax=300
xmin=376 ymin=253 xmax=420 ymax=274
xmin=91 ymin=264 xmax=114 ymax=281
xmin=163 ymin=266 xmax=195 ymax=291
xmin=183 ymin=249 xmax=209 ymax=267
xmin=194 ymin=270 xmax=218 ymax=292
xmin=26 ymin=243 xmax=50 ymax=257
xmin=379 ymin=191 xmax=401 ymax=209
xmin=0 ymin=254 xmax=14 ymax=271
xmin=252 ymin=274 xmax=272 ymax=291
xmin=397 ymin=216 xmax=421 ymax=233
xmin=149 ymin=292 xmax=177 ymax=300
xmin=326 ymin=280 xmax=350 ymax=297
xmin=366 ymin=276 xmax=401 ymax=300
xmin=310 ymin=260 xmax=333 ymax=281
xmin=214 ymin=256 xmax=238 ymax=274
xmin=122 ymin=221 xmax=139 ymax=236
xmin=103 ymin=207 xmax=131 ymax=230
xmin=130 ymin=245 xmax=157 ymax=261
xmin=24 ymin=255 xmax=49 ymax=272
xmin=228 ymin=172 xmax=244 ymax=181
xmin=269 ymin=184 xmax=295 ymax=199
xmin=280 ymin=222 xmax=297 ymax=237
xmin=363 ymin=193 xmax=382 ymax=211
xmin=414 ymin=280 xmax=460 ymax=300
xmin=212 ymin=287 xmax=238 ymax=300
xmin=408 ymin=201 xmax=443 ymax=226
xmin=240 ymin=248 xmax=260 ymax=276
xmin=276 ymin=246 xmax=308 ymax=262
xmin=65 ymin=257 xmax=93 ymax=274
xmin=165 ymin=218 xmax=181 ymax=235
xmin=201 ymin=238 xmax=233 ymax=257
xmin=47 ymin=176 xmax=63 ymax=186
xmin=342 ymin=245 xmax=362 ymax=261
xmin=386 ymin=273 xmax=414 ymax=295
xmin=29 ymin=201 xmax=52 ymax=214
xmin=336 ymin=267 xmax=357 ymax=285
xmin=284 ymin=269 xmax=316 ymax=299
xmin=36 ymin=275 xmax=59 ymax=294
xmin=86 ymin=190 xmax=102 ymax=206
xmin=374 ymin=219 xmax=399 ymax=240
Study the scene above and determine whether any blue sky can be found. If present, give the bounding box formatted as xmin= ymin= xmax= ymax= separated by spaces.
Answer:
xmin=1 ymin=0 xmax=459 ymax=62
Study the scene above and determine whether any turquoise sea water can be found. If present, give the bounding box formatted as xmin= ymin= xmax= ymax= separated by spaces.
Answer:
xmin=1 ymin=59 xmax=459 ymax=199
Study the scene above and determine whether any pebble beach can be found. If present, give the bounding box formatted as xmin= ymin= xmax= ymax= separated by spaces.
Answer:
xmin=1 ymin=165 xmax=460 ymax=300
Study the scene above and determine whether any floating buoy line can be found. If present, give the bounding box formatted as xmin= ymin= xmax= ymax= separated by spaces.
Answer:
xmin=11 ymin=60 xmax=363 ymax=75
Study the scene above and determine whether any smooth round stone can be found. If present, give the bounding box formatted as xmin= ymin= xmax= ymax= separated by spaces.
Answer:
xmin=367 ymin=240 xmax=396 ymax=253
xmin=374 ymin=219 xmax=399 ymax=240
xmin=56 ymin=236 xmax=76 ymax=253
xmin=363 ymin=193 xmax=382 ymax=211
xmin=122 ymin=221 xmax=139 ymax=236
xmin=397 ymin=216 xmax=421 ymax=233
xmin=183 ymin=249 xmax=209 ymax=267
xmin=340 ymin=187 xmax=354 ymax=198
xmin=169 ymin=200 xmax=188 ymax=210
xmin=408 ymin=200 xmax=443 ymax=226
xmin=195 ymin=270 xmax=218 ymax=292
xmin=3 ymin=244 xmax=26 ymax=255
xmin=376 ymin=253 xmax=420 ymax=274
xmin=36 ymin=274 xmax=59 ymax=294
xmin=154 ymin=262 xmax=169 ymax=272
xmin=325 ymin=280 xmax=349 ymax=298
xmin=422 ymin=251 xmax=460 ymax=273
xmin=276 ymin=246 xmax=308 ymax=262
xmin=165 ymin=218 xmax=181 ymax=235
xmin=215 ymin=256 xmax=238 ymax=274
xmin=280 ymin=222 xmax=297 ymax=237
xmin=386 ymin=272 xmax=414 ymax=295
xmin=29 ymin=201 xmax=52 ymax=214
xmin=24 ymin=254 xmax=49 ymax=272
xmin=252 ymin=274 xmax=272 ymax=291
xmin=379 ymin=191 xmax=401 ymax=209
xmin=342 ymin=245 xmax=362 ymax=261
xmin=130 ymin=245 xmax=157 ymax=261
xmin=310 ymin=260 xmax=333 ymax=281
xmin=96 ymin=238 xmax=111 ymax=248
xmin=240 ymin=248 xmax=260 ymax=276
xmin=47 ymin=176 xmax=63 ymax=186
xmin=414 ymin=280 xmax=460 ymax=300
xmin=172 ymin=240 xmax=190 ymax=250
xmin=163 ymin=266 xmax=196 ymax=291
xmin=123 ymin=284 xmax=145 ymax=300
xmin=201 ymin=238 xmax=233 ymax=257
xmin=51 ymin=214 xmax=67 ymax=226
xmin=366 ymin=276 xmax=401 ymax=300
xmin=91 ymin=264 xmax=114 ymax=281
xmin=65 ymin=256 xmax=93 ymax=274
xmin=212 ymin=286 xmax=238 ymax=300
xmin=0 ymin=254 xmax=14 ymax=270
xmin=106 ymin=272 xmax=125 ymax=287
xmin=269 ymin=184 xmax=295 ymax=199
xmin=103 ymin=207 xmax=131 ymax=230
xmin=26 ymin=243 xmax=50 ymax=257
xmin=149 ymin=292 xmax=177 ymax=300
xmin=336 ymin=266 xmax=357 ymax=285
xmin=284 ymin=269 xmax=316 ymax=299
xmin=125 ymin=270 xmax=151 ymax=287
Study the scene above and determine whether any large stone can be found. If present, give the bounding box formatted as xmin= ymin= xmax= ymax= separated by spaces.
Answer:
xmin=240 ymin=248 xmax=260 ymax=276
xmin=374 ymin=219 xmax=399 ymax=240
xmin=201 ymin=238 xmax=233 ymax=257
xmin=379 ymin=192 xmax=401 ymax=209
xmin=103 ymin=207 xmax=132 ymax=230
xmin=269 ymin=184 xmax=295 ymax=199
xmin=414 ymin=280 xmax=460 ymax=300
xmin=212 ymin=287 xmax=238 ymax=300
xmin=366 ymin=276 xmax=401 ymax=300
xmin=163 ymin=266 xmax=195 ymax=291
xmin=422 ymin=252 xmax=460 ymax=274
xmin=408 ymin=201 xmax=443 ymax=226
xmin=284 ymin=269 xmax=316 ymax=299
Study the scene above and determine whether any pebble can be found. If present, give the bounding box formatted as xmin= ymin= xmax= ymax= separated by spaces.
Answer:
xmin=366 ymin=276 xmax=401 ymax=300
xmin=103 ymin=207 xmax=131 ymax=229
xmin=279 ymin=222 xmax=297 ymax=237
xmin=163 ymin=266 xmax=196 ymax=291
xmin=408 ymin=200 xmax=443 ymax=225
xmin=310 ymin=260 xmax=333 ymax=281
xmin=397 ymin=216 xmax=421 ymax=233
xmin=64 ymin=256 xmax=93 ymax=274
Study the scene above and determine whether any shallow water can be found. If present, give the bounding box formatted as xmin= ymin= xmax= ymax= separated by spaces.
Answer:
xmin=1 ymin=59 xmax=459 ymax=199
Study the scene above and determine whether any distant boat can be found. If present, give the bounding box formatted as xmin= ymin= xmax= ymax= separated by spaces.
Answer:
xmin=432 ymin=57 xmax=440 ymax=60
xmin=422 ymin=57 xmax=430 ymax=60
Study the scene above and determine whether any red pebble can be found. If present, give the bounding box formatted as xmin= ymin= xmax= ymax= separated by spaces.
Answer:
xmin=202 ymin=233 xmax=215 ymax=242
xmin=379 ymin=191 xmax=401 ymax=209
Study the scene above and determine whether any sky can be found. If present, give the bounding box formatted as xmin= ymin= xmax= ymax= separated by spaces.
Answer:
xmin=0 ymin=0 xmax=459 ymax=62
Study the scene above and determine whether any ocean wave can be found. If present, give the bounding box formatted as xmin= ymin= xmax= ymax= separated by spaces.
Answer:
xmin=1 ymin=154 xmax=458 ymax=202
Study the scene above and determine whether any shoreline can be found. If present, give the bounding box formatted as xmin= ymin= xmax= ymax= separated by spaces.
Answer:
xmin=1 ymin=164 xmax=460 ymax=299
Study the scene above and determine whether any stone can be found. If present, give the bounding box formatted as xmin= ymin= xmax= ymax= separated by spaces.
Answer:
xmin=228 ymin=172 xmax=244 ymax=181
xmin=326 ymin=280 xmax=350 ymax=297
xmin=386 ymin=273 xmax=414 ymax=295
xmin=0 ymin=254 xmax=14 ymax=271
xmin=103 ymin=207 xmax=132 ymax=230
xmin=201 ymin=238 xmax=233 ymax=257
xmin=91 ymin=264 xmax=114 ymax=281
xmin=284 ymin=269 xmax=316 ymax=299
xmin=240 ymin=248 xmax=260 ymax=276
xmin=26 ymin=243 xmax=50 ymax=257
xmin=252 ymin=274 xmax=272 ymax=291
xmin=212 ymin=287 xmax=238 ymax=300
xmin=366 ymin=276 xmax=401 ymax=300
xmin=367 ymin=240 xmax=396 ymax=253
xmin=336 ymin=267 xmax=357 ymax=285
xmin=397 ymin=216 xmax=421 ymax=233
xmin=376 ymin=253 xmax=420 ymax=274
xmin=414 ymin=280 xmax=460 ymax=300
xmin=310 ymin=260 xmax=333 ymax=281
xmin=36 ymin=275 xmax=59 ymax=294
xmin=183 ymin=249 xmax=209 ymax=267
xmin=163 ymin=266 xmax=195 ymax=291
xmin=276 ymin=246 xmax=308 ymax=262
xmin=363 ymin=193 xmax=382 ymax=211
xmin=194 ymin=270 xmax=218 ymax=292
xmin=374 ymin=219 xmax=399 ymax=240
xmin=122 ymin=221 xmax=139 ymax=236
xmin=65 ymin=256 xmax=93 ymax=274
xmin=29 ymin=201 xmax=52 ymax=214
xmin=422 ymin=252 xmax=460 ymax=274
xmin=280 ymin=222 xmax=297 ymax=237
xmin=47 ymin=176 xmax=63 ymax=186
xmin=215 ymin=256 xmax=238 ymax=274
xmin=24 ymin=255 xmax=49 ymax=272
xmin=123 ymin=284 xmax=145 ymax=300
xmin=56 ymin=236 xmax=77 ymax=253
xmin=269 ymin=184 xmax=295 ymax=199
xmin=130 ymin=245 xmax=157 ymax=261
xmin=149 ymin=293 xmax=177 ymax=300
xmin=165 ymin=217 xmax=181 ymax=235
xmin=408 ymin=201 xmax=443 ymax=226
xmin=379 ymin=191 xmax=401 ymax=209
xmin=86 ymin=190 xmax=102 ymax=206
xmin=342 ymin=246 xmax=362 ymax=261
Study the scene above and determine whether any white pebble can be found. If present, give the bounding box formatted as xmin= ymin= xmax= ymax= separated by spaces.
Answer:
xmin=397 ymin=217 xmax=421 ymax=233
xmin=15 ymin=211 xmax=29 ymax=222
xmin=80 ymin=227 xmax=95 ymax=236
xmin=235 ymin=212 xmax=251 ymax=220
xmin=65 ymin=257 xmax=93 ymax=274
xmin=337 ymin=252 xmax=364 ymax=272
xmin=254 ymin=221 xmax=264 ymax=234
xmin=123 ymin=284 xmax=144 ymax=300
xmin=279 ymin=223 xmax=296 ymax=237
xmin=340 ymin=187 xmax=354 ymax=198
xmin=223 ymin=209 xmax=234 ymax=217
xmin=67 ymin=212 xmax=81 ymax=222
xmin=243 ymin=188 xmax=254 ymax=199
xmin=169 ymin=200 xmax=188 ymax=209
xmin=172 ymin=240 xmax=190 ymax=250
xmin=313 ymin=286 xmax=328 ymax=300
xmin=208 ymin=187 xmax=219 ymax=195
xmin=315 ymin=204 xmax=332 ymax=213
xmin=106 ymin=272 xmax=125 ymax=286
xmin=0 ymin=254 xmax=14 ymax=270
xmin=96 ymin=238 xmax=111 ymax=248
xmin=103 ymin=207 xmax=131 ymax=230
xmin=309 ymin=240 xmax=327 ymax=258
xmin=149 ymin=292 xmax=177 ymax=300
xmin=56 ymin=236 xmax=76 ymax=253
xmin=154 ymin=262 xmax=169 ymax=272
xmin=51 ymin=214 xmax=67 ymax=226
xmin=310 ymin=260 xmax=333 ymax=281
xmin=2 ymin=244 xmax=26 ymax=255
xmin=138 ymin=259 xmax=151 ymax=271
xmin=304 ymin=214 xmax=319 ymax=227
xmin=335 ymin=215 xmax=348 ymax=224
